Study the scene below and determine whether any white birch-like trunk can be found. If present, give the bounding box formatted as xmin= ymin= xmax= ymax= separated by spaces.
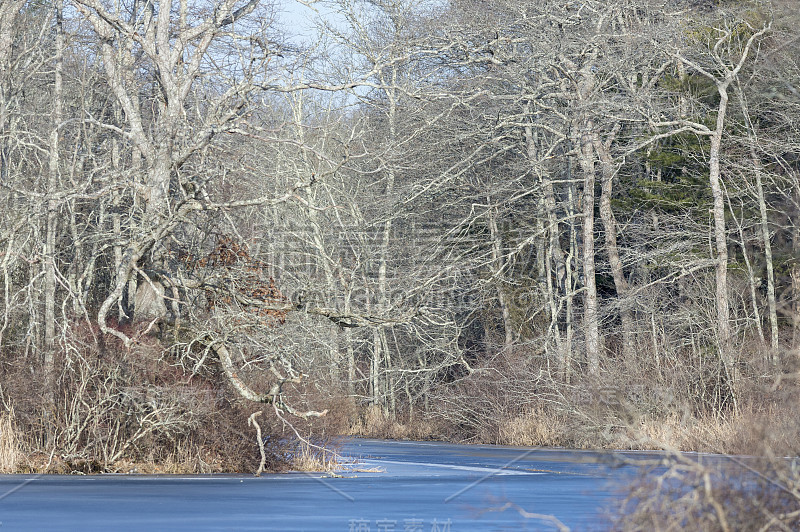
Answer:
xmin=576 ymin=126 xmax=600 ymax=376
xmin=757 ymin=168 xmax=779 ymax=358
xmin=708 ymin=86 xmax=734 ymax=381
xmin=44 ymin=0 xmax=64 ymax=391
xmin=675 ymin=23 xmax=769 ymax=396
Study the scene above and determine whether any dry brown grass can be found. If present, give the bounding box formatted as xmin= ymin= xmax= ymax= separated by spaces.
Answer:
xmin=108 ymin=444 xmax=228 ymax=474
xmin=346 ymin=405 xmax=441 ymax=441
xmin=497 ymin=407 xmax=569 ymax=447
xmin=494 ymin=404 xmax=796 ymax=455
xmin=0 ymin=408 xmax=21 ymax=473
xmin=290 ymin=442 xmax=341 ymax=473
xmin=630 ymin=413 xmax=737 ymax=452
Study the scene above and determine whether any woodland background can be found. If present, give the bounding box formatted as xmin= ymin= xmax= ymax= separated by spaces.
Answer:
xmin=0 ymin=0 xmax=799 ymax=488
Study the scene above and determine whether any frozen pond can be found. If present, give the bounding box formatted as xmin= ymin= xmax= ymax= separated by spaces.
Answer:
xmin=0 ymin=438 xmax=670 ymax=530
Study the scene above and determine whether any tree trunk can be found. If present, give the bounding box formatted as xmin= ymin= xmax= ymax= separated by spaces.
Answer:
xmin=757 ymin=168 xmax=779 ymax=359
xmin=727 ymin=190 xmax=765 ymax=346
xmin=708 ymin=83 xmax=734 ymax=382
xmin=371 ymin=326 xmax=382 ymax=407
xmin=576 ymin=125 xmax=600 ymax=375
xmin=676 ymin=23 xmax=768 ymax=391
xmin=370 ymin=64 xmax=398 ymax=414
xmin=525 ymin=114 xmax=568 ymax=370
xmin=346 ymin=328 xmax=356 ymax=397
xmin=565 ymin=154 xmax=579 ymax=382
xmin=0 ymin=1 xmax=26 ymax=182
xmin=737 ymin=85 xmax=779 ymax=358
xmin=793 ymin=184 xmax=800 ymax=351
xmin=594 ymin=132 xmax=635 ymax=361
xmin=44 ymin=0 xmax=64 ymax=394
xmin=488 ymin=204 xmax=514 ymax=351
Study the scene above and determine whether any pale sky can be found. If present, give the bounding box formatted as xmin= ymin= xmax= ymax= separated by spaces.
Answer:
xmin=276 ymin=0 xmax=336 ymax=43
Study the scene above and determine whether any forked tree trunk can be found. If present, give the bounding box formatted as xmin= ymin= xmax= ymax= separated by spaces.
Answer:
xmin=676 ymin=22 xmax=769 ymax=402
xmin=524 ymin=114 xmax=568 ymax=371
xmin=370 ymin=64 xmax=399 ymax=413
xmin=594 ymin=132 xmax=635 ymax=361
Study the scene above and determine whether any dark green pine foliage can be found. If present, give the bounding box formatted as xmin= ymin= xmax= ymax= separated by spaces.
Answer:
xmin=622 ymin=72 xmax=721 ymax=216
xmin=620 ymin=129 xmax=712 ymax=216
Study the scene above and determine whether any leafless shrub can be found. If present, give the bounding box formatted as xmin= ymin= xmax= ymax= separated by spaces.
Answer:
xmin=0 ymin=319 xmax=317 ymax=474
xmin=613 ymin=452 xmax=800 ymax=531
xmin=609 ymin=362 xmax=800 ymax=530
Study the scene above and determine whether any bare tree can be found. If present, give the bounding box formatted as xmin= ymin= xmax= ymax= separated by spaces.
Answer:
xmin=669 ymin=16 xmax=770 ymax=390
